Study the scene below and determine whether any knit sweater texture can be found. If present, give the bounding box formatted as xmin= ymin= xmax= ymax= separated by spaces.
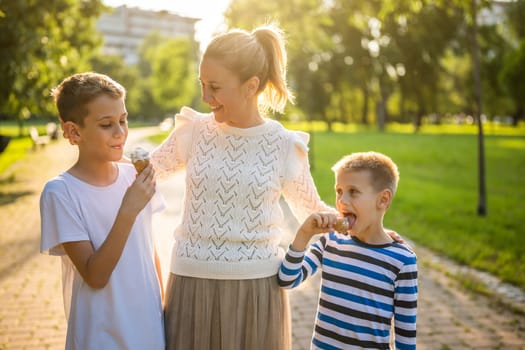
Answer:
xmin=151 ymin=107 xmax=330 ymax=279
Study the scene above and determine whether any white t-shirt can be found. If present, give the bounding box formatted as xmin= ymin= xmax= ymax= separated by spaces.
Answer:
xmin=40 ymin=163 xmax=165 ymax=350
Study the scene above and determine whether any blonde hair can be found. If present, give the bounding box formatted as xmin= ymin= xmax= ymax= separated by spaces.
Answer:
xmin=203 ymin=24 xmax=294 ymax=113
xmin=51 ymin=72 xmax=126 ymax=125
xmin=332 ymin=151 xmax=400 ymax=195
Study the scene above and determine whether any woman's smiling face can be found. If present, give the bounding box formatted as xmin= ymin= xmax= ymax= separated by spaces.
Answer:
xmin=199 ymin=57 xmax=250 ymax=127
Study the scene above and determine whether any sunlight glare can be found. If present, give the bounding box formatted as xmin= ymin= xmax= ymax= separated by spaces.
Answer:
xmin=102 ymin=0 xmax=231 ymax=49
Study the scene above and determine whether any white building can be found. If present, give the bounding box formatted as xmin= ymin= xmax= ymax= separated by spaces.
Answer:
xmin=97 ymin=5 xmax=200 ymax=64
xmin=478 ymin=0 xmax=510 ymax=26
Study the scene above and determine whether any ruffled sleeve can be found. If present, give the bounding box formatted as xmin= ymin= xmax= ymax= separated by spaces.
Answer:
xmin=150 ymin=107 xmax=204 ymax=180
xmin=284 ymin=131 xmax=309 ymax=181
xmin=281 ymin=130 xmax=334 ymax=223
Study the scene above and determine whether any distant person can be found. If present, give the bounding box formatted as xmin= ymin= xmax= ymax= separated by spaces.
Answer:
xmin=40 ymin=72 xmax=165 ymax=349
xmin=278 ymin=151 xmax=418 ymax=350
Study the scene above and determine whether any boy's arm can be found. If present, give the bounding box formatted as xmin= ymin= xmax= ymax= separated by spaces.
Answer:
xmin=63 ymin=165 xmax=156 ymax=289
xmin=278 ymin=212 xmax=335 ymax=288
xmin=291 ymin=212 xmax=338 ymax=251
xmin=393 ymin=257 xmax=418 ymax=350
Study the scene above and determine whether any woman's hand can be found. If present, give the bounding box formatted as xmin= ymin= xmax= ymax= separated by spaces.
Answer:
xmin=387 ymin=230 xmax=405 ymax=244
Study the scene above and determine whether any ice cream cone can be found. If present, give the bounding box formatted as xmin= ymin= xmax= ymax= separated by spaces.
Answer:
xmin=334 ymin=217 xmax=350 ymax=233
xmin=130 ymin=147 xmax=150 ymax=174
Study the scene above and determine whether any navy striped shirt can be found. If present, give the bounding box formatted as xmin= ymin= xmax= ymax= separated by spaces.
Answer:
xmin=278 ymin=232 xmax=418 ymax=350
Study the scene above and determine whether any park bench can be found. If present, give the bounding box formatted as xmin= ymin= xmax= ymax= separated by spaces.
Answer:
xmin=46 ymin=122 xmax=59 ymax=140
xmin=29 ymin=126 xmax=50 ymax=150
xmin=0 ymin=135 xmax=10 ymax=154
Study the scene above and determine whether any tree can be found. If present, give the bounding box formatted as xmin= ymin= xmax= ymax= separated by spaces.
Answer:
xmin=324 ymin=2 xmax=377 ymax=125
xmin=505 ymin=0 xmax=525 ymax=40
xmin=0 ymin=0 xmax=105 ymax=134
xmin=149 ymin=38 xmax=198 ymax=117
xmin=470 ymin=0 xmax=487 ymax=216
xmin=89 ymin=53 xmax=142 ymax=118
xmin=499 ymin=40 xmax=525 ymax=125
xmin=499 ymin=0 xmax=525 ymax=125
xmin=476 ymin=19 xmax=513 ymax=119
xmin=136 ymin=33 xmax=199 ymax=120
xmin=379 ymin=2 xmax=464 ymax=130
xmin=225 ymin=0 xmax=333 ymax=123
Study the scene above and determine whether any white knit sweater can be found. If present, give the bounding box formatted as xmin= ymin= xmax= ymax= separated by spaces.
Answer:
xmin=151 ymin=107 xmax=330 ymax=279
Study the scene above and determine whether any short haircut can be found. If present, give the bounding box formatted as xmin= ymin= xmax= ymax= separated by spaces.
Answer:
xmin=332 ymin=151 xmax=399 ymax=195
xmin=51 ymin=72 xmax=126 ymax=125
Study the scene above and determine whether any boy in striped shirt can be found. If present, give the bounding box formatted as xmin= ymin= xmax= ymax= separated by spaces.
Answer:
xmin=278 ymin=151 xmax=417 ymax=349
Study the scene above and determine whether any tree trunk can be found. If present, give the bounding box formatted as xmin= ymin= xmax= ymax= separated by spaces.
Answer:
xmin=377 ymin=81 xmax=390 ymax=132
xmin=361 ymin=84 xmax=369 ymax=125
xmin=471 ymin=0 xmax=487 ymax=216
xmin=512 ymin=107 xmax=523 ymax=127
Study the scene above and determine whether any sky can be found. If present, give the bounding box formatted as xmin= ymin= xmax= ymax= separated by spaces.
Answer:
xmin=102 ymin=0 xmax=231 ymax=48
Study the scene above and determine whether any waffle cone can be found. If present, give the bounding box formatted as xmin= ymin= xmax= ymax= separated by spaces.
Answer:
xmin=133 ymin=159 xmax=149 ymax=174
xmin=334 ymin=217 xmax=349 ymax=233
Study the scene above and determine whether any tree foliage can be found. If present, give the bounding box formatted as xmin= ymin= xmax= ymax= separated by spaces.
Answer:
xmin=224 ymin=0 xmax=521 ymax=128
xmin=0 ymin=0 xmax=104 ymax=132
xmin=499 ymin=40 xmax=525 ymax=123
xmin=498 ymin=0 xmax=525 ymax=124
xmin=136 ymin=33 xmax=199 ymax=120
xmin=1 ymin=0 xmax=523 ymax=132
xmin=89 ymin=53 xmax=142 ymax=117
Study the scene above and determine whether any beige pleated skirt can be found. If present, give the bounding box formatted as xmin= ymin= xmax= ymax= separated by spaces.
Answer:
xmin=164 ymin=273 xmax=291 ymax=350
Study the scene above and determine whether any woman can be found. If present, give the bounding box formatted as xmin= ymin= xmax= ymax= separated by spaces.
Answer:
xmin=152 ymin=24 xmax=331 ymax=350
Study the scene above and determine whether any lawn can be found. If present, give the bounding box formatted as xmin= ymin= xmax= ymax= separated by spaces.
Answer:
xmin=2 ymin=120 xmax=524 ymax=289
xmin=308 ymin=131 xmax=525 ymax=290
xmin=0 ymin=121 xmax=154 ymax=174
xmin=149 ymin=122 xmax=525 ymax=290
xmin=0 ymin=124 xmax=46 ymax=174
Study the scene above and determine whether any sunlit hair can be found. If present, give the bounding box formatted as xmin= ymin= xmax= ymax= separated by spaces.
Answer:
xmin=51 ymin=72 xmax=126 ymax=125
xmin=332 ymin=151 xmax=399 ymax=195
xmin=202 ymin=23 xmax=294 ymax=114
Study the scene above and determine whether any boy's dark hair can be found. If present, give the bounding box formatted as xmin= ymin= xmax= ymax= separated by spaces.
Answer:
xmin=51 ymin=72 xmax=126 ymax=125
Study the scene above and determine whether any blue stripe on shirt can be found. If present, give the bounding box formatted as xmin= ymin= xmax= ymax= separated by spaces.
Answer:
xmin=396 ymin=285 xmax=418 ymax=294
xmin=322 ymin=285 xmax=394 ymax=312
xmin=395 ymin=313 xmax=416 ymax=324
xmin=318 ymin=312 xmax=390 ymax=337
xmin=279 ymin=264 xmax=300 ymax=277
xmin=312 ymin=338 xmax=341 ymax=350
xmin=304 ymin=255 xmax=319 ymax=273
xmin=323 ymin=257 xmax=392 ymax=284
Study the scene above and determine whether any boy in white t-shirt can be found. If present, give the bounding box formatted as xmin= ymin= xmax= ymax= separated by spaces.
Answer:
xmin=40 ymin=72 xmax=165 ymax=349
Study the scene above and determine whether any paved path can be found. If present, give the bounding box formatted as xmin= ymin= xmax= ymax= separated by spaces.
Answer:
xmin=1 ymin=128 xmax=524 ymax=349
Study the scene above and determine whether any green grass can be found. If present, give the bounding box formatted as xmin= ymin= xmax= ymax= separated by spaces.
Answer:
xmin=149 ymin=124 xmax=525 ymax=290
xmin=0 ymin=121 xmax=156 ymax=175
xmin=309 ymin=131 xmax=525 ymax=290
xmin=0 ymin=137 xmax=33 ymax=174
xmin=0 ymin=123 xmax=42 ymax=175
xmin=3 ymin=120 xmax=525 ymax=289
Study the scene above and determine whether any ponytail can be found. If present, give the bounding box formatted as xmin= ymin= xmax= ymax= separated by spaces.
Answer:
xmin=203 ymin=23 xmax=294 ymax=114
